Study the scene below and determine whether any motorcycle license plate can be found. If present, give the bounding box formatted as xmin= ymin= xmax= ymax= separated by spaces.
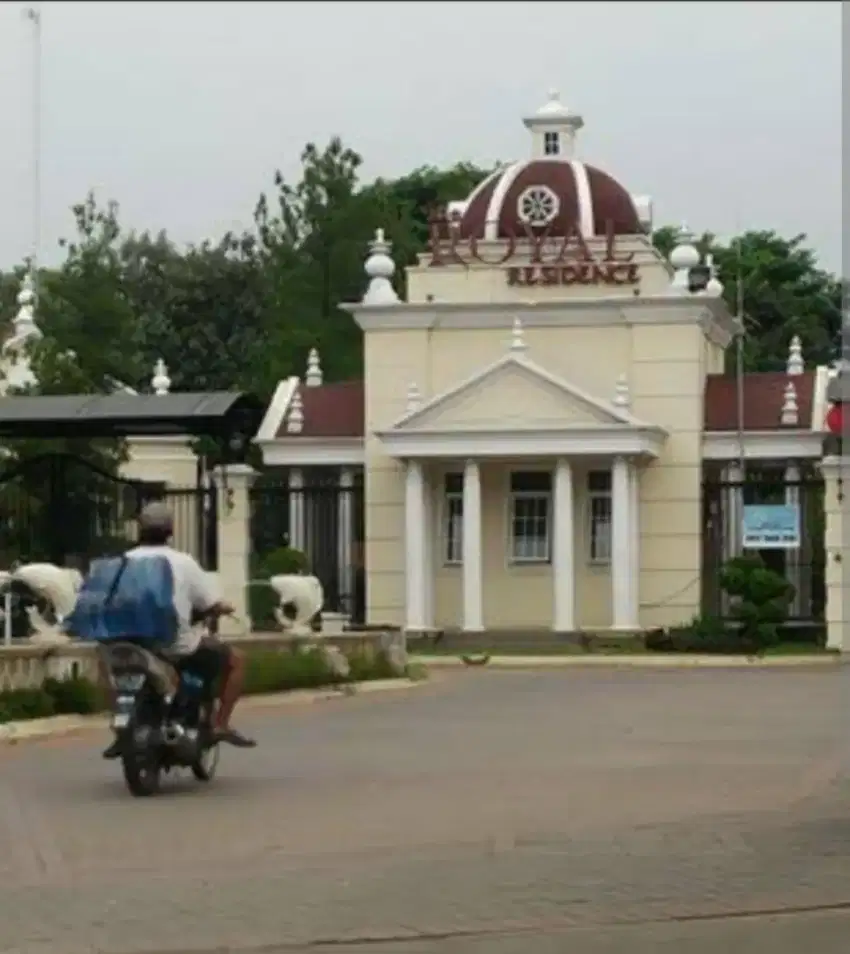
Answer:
xmin=111 ymin=694 xmax=135 ymax=730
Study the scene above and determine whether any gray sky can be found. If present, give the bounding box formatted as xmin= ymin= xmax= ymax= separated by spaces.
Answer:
xmin=0 ymin=1 xmax=842 ymax=273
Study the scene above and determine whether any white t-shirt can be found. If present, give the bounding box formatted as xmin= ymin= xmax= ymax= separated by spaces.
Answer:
xmin=125 ymin=545 xmax=219 ymax=656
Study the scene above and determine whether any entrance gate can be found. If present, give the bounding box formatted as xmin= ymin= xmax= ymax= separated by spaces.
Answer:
xmin=0 ymin=453 xmax=218 ymax=571
xmin=702 ymin=469 xmax=826 ymax=626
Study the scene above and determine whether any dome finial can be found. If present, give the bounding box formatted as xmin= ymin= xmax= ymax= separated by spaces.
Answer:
xmin=523 ymin=88 xmax=584 ymax=159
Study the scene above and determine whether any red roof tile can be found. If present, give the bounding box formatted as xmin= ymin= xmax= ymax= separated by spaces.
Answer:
xmin=276 ymin=381 xmax=364 ymax=438
xmin=704 ymin=371 xmax=815 ymax=431
xmin=274 ymin=372 xmax=816 ymax=439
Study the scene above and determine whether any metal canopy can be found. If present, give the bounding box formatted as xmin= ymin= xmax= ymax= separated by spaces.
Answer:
xmin=0 ymin=391 xmax=265 ymax=439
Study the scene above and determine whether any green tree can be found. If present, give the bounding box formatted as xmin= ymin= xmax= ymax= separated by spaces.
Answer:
xmin=366 ymin=162 xmax=495 ymax=262
xmin=652 ymin=226 xmax=841 ymax=371
xmin=255 ymin=138 xmax=403 ymax=381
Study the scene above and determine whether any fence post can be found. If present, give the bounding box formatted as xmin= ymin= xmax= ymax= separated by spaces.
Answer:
xmin=213 ymin=464 xmax=256 ymax=637
xmin=822 ymin=455 xmax=848 ymax=651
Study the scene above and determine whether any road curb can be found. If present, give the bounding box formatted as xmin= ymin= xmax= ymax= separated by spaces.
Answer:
xmin=412 ymin=654 xmax=845 ymax=669
xmin=0 ymin=677 xmax=422 ymax=745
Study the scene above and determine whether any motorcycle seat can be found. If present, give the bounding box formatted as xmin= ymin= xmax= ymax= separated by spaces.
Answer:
xmin=99 ymin=641 xmax=179 ymax=698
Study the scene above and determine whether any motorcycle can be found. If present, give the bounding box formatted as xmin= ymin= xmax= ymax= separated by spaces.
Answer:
xmin=99 ymin=639 xmax=220 ymax=797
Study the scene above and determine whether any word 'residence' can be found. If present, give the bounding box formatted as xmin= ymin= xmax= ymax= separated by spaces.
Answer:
xmin=507 ymin=262 xmax=639 ymax=287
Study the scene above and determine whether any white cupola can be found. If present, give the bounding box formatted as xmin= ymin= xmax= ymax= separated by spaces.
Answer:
xmin=522 ymin=89 xmax=584 ymax=159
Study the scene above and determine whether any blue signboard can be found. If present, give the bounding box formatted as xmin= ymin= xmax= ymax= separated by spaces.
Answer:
xmin=741 ymin=504 xmax=800 ymax=550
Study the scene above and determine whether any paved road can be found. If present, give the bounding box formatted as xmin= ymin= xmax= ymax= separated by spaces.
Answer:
xmin=0 ymin=667 xmax=849 ymax=953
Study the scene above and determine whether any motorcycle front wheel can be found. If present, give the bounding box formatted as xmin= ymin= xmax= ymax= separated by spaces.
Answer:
xmin=190 ymin=743 xmax=220 ymax=781
xmin=190 ymin=702 xmax=220 ymax=782
xmin=120 ymin=729 xmax=162 ymax=797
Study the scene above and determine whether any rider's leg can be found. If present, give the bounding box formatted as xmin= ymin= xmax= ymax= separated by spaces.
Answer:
xmin=214 ymin=646 xmax=251 ymax=743
xmin=191 ymin=638 xmax=255 ymax=748
xmin=97 ymin=651 xmax=123 ymax=760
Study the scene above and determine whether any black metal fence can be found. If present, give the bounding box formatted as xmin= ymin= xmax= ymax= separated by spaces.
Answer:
xmin=0 ymin=453 xmax=218 ymax=571
xmin=702 ymin=469 xmax=825 ymax=624
xmin=250 ymin=476 xmax=364 ymax=620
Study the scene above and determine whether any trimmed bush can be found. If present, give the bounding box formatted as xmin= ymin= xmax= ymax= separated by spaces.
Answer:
xmin=719 ymin=554 xmax=794 ymax=651
xmin=43 ymin=676 xmax=104 ymax=715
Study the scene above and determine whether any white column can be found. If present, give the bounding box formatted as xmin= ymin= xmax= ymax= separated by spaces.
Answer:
xmin=552 ymin=458 xmax=575 ymax=631
xmin=404 ymin=460 xmax=427 ymax=632
xmin=611 ymin=456 xmax=633 ymax=629
xmin=212 ymin=464 xmax=256 ymax=636
xmin=629 ymin=463 xmax=641 ymax=627
xmin=784 ymin=463 xmax=802 ymax=617
xmin=288 ymin=468 xmax=305 ymax=551
xmin=337 ymin=467 xmax=354 ymax=616
xmin=421 ymin=468 xmax=435 ymax=629
xmin=462 ymin=460 xmax=484 ymax=631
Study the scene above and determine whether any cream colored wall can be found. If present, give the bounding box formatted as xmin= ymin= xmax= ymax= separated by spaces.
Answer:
xmin=631 ymin=324 xmax=704 ymax=627
xmin=407 ymin=235 xmax=671 ymax=304
xmin=122 ymin=436 xmax=197 ymax=487
xmin=364 ymin=317 xmax=710 ymax=629
xmin=121 ymin=436 xmax=201 ymax=557
xmin=703 ymin=336 xmax=726 ymax=375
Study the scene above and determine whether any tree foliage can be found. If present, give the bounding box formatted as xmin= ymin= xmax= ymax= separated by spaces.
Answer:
xmin=0 ymin=141 xmax=838 ymax=419
xmin=652 ymin=226 xmax=840 ymax=371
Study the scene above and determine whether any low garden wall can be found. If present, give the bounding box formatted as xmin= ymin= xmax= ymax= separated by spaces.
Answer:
xmin=0 ymin=631 xmax=406 ymax=694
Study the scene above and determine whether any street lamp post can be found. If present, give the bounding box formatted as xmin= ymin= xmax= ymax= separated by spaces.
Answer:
xmin=23 ymin=6 xmax=42 ymax=299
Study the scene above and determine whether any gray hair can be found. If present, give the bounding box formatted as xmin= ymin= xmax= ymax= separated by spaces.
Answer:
xmin=138 ymin=501 xmax=174 ymax=538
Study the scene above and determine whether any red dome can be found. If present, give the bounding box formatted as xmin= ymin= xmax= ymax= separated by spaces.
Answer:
xmin=459 ymin=159 xmax=640 ymax=241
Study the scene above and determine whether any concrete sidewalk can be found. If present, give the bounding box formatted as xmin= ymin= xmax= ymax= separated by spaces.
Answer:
xmin=413 ymin=653 xmax=844 ymax=669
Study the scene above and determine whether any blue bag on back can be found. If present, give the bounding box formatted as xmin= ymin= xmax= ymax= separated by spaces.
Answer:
xmin=64 ymin=554 xmax=178 ymax=647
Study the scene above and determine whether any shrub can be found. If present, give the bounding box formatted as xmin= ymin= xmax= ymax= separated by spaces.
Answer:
xmin=0 ymin=643 xmax=410 ymax=723
xmin=43 ymin=676 xmax=104 ymax=715
xmin=0 ymin=687 xmax=55 ymax=723
xmin=645 ymin=615 xmax=737 ymax=653
xmin=719 ymin=555 xmax=794 ymax=651
xmin=242 ymin=646 xmax=401 ymax=695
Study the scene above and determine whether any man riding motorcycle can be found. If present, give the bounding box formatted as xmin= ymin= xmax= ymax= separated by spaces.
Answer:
xmin=100 ymin=501 xmax=256 ymax=759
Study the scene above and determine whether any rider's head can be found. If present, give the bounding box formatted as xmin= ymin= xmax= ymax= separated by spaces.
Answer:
xmin=137 ymin=501 xmax=174 ymax=546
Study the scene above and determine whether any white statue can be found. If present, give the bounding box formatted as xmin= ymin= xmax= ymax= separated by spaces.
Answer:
xmin=0 ymin=563 xmax=84 ymax=642
xmin=269 ymin=574 xmax=324 ymax=637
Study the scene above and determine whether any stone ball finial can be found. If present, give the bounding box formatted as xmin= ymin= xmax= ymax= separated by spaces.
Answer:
xmin=363 ymin=228 xmax=400 ymax=306
xmin=406 ymin=382 xmax=422 ymax=415
xmin=613 ymin=374 xmax=631 ymax=409
xmin=509 ymin=317 xmax=527 ymax=353
xmin=287 ymin=387 xmax=304 ymax=434
xmin=151 ymin=358 xmax=171 ymax=395
xmin=305 ymin=347 xmax=323 ymax=387
xmin=787 ymin=335 xmax=804 ymax=376
xmin=781 ymin=381 xmax=799 ymax=426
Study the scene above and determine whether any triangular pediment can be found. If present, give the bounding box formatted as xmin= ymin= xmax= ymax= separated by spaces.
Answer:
xmin=391 ymin=354 xmax=644 ymax=433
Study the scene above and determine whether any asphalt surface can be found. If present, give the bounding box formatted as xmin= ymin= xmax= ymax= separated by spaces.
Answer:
xmin=1 ymin=666 xmax=849 ymax=953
